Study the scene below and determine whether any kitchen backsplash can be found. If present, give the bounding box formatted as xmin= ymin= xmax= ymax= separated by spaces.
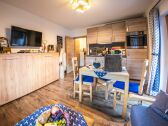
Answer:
xmin=89 ymin=42 xmax=126 ymax=56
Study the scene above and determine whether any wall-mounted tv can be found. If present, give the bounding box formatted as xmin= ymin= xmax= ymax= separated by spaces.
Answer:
xmin=11 ymin=26 xmax=42 ymax=47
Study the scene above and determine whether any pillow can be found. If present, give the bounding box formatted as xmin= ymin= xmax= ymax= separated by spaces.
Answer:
xmin=150 ymin=106 xmax=168 ymax=121
xmin=150 ymin=90 xmax=168 ymax=120
xmin=151 ymin=90 xmax=168 ymax=113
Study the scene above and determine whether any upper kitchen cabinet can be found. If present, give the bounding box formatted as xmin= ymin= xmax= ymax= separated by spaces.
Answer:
xmin=126 ymin=18 xmax=147 ymax=32
xmin=97 ymin=24 xmax=112 ymax=43
xmin=112 ymin=22 xmax=126 ymax=42
xmin=87 ymin=27 xmax=98 ymax=44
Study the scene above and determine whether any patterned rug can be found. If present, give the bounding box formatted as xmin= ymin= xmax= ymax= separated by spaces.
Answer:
xmin=84 ymin=90 xmax=130 ymax=122
xmin=70 ymin=86 xmax=132 ymax=124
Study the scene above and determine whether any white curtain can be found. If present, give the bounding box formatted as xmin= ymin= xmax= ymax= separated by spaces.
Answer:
xmin=147 ymin=9 xmax=161 ymax=96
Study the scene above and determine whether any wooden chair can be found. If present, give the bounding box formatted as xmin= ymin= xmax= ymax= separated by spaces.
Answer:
xmin=112 ymin=59 xmax=154 ymax=109
xmin=72 ymin=57 xmax=94 ymax=102
xmin=96 ymin=78 xmax=113 ymax=100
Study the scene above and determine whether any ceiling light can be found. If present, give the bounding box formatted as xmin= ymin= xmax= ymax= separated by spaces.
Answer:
xmin=71 ymin=0 xmax=79 ymax=9
xmin=78 ymin=0 xmax=89 ymax=6
xmin=70 ymin=0 xmax=90 ymax=13
xmin=76 ymin=5 xmax=85 ymax=13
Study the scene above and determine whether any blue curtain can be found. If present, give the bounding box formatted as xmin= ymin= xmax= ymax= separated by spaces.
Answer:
xmin=148 ymin=9 xmax=161 ymax=96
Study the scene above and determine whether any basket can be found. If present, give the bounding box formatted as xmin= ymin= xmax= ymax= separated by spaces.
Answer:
xmin=36 ymin=108 xmax=69 ymax=126
xmin=104 ymin=54 xmax=122 ymax=72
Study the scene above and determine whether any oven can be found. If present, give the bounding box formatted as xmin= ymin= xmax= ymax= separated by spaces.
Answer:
xmin=127 ymin=31 xmax=147 ymax=48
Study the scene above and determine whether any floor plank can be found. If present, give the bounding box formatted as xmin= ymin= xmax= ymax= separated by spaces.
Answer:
xmin=0 ymin=73 xmax=126 ymax=126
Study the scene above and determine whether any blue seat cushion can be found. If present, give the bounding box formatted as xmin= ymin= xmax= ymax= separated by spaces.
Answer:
xmin=75 ymin=75 xmax=94 ymax=83
xmin=113 ymin=81 xmax=139 ymax=93
xmin=131 ymin=105 xmax=168 ymax=126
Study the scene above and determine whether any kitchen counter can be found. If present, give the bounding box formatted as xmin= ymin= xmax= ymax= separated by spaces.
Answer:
xmin=85 ymin=55 xmax=127 ymax=67
xmin=86 ymin=55 xmax=127 ymax=58
xmin=86 ymin=55 xmax=104 ymax=57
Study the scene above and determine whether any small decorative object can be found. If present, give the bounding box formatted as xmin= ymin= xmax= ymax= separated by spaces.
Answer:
xmin=104 ymin=54 xmax=122 ymax=72
xmin=0 ymin=37 xmax=9 ymax=47
xmin=93 ymin=62 xmax=101 ymax=69
xmin=47 ymin=45 xmax=55 ymax=52
xmin=114 ymin=50 xmax=122 ymax=54
xmin=42 ymin=40 xmax=47 ymax=53
xmin=0 ymin=37 xmax=11 ymax=53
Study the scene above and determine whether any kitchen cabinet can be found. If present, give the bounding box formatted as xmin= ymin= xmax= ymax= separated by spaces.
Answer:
xmin=126 ymin=59 xmax=145 ymax=80
xmin=127 ymin=49 xmax=148 ymax=59
xmin=0 ymin=53 xmax=59 ymax=106
xmin=126 ymin=48 xmax=148 ymax=80
xmin=87 ymin=27 xmax=98 ymax=44
xmin=87 ymin=17 xmax=147 ymax=44
xmin=112 ymin=22 xmax=126 ymax=42
xmin=126 ymin=18 xmax=147 ymax=32
xmin=0 ymin=56 xmax=19 ymax=104
xmin=45 ymin=55 xmax=59 ymax=84
xmin=97 ymin=24 xmax=112 ymax=43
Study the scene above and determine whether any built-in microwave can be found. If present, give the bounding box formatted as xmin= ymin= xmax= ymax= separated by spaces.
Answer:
xmin=127 ymin=31 xmax=147 ymax=48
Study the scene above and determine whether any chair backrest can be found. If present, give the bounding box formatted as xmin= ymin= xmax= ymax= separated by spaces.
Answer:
xmin=72 ymin=57 xmax=79 ymax=80
xmin=139 ymin=59 xmax=149 ymax=95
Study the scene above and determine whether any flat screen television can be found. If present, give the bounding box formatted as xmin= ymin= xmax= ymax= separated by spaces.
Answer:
xmin=11 ymin=26 xmax=42 ymax=47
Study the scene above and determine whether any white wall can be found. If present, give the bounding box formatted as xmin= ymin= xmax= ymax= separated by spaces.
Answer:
xmin=0 ymin=1 xmax=70 ymax=52
xmin=70 ymin=28 xmax=87 ymax=37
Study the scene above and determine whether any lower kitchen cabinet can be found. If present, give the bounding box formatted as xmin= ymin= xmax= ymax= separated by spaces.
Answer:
xmin=0 ymin=53 xmax=59 ymax=106
xmin=126 ymin=59 xmax=145 ymax=80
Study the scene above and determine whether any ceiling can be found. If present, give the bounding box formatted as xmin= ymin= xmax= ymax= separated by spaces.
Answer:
xmin=1 ymin=0 xmax=154 ymax=29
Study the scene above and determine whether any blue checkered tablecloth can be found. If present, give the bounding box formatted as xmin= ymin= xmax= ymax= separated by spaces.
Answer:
xmin=86 ymin=66 xmax=107 ymax=78
xmin=15 ymin=104 xmax=87 ymax=126
xmin=94 ymin=70 xmax=107 ymax=78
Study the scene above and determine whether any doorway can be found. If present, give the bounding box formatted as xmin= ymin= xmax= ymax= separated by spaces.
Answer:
xmin=74 ymin=37 xmax=87 ymax=67
xmin=65 ymin=36 xmax=86 ymax=73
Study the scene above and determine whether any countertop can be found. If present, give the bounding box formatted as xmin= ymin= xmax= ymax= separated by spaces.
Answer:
xmin=86 ymin=55 xmax=127 ymax=58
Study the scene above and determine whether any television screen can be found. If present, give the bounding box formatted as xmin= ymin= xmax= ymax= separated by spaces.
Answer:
xmin=11 ymin=26 xmax=42 ymax=47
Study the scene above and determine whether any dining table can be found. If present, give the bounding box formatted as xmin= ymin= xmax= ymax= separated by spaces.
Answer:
xmin=79 ymin=66 xmax=129 ymax=118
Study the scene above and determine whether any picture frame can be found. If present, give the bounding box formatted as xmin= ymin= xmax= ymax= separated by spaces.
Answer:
xmin=56 ymin=36 xmax=63 ymax=52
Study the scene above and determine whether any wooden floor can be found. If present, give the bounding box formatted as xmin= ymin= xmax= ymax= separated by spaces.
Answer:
xmin=0 ymin=73 xmax=126 ymax=126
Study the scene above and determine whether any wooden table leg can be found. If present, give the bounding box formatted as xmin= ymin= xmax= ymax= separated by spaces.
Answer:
xmin=94 ymin=77 xmax=97 ymax=91
xmin=79 ymin=74 xmax=83 ymax=102
xmin=122 ymin=77 xmax=129 ymax=118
